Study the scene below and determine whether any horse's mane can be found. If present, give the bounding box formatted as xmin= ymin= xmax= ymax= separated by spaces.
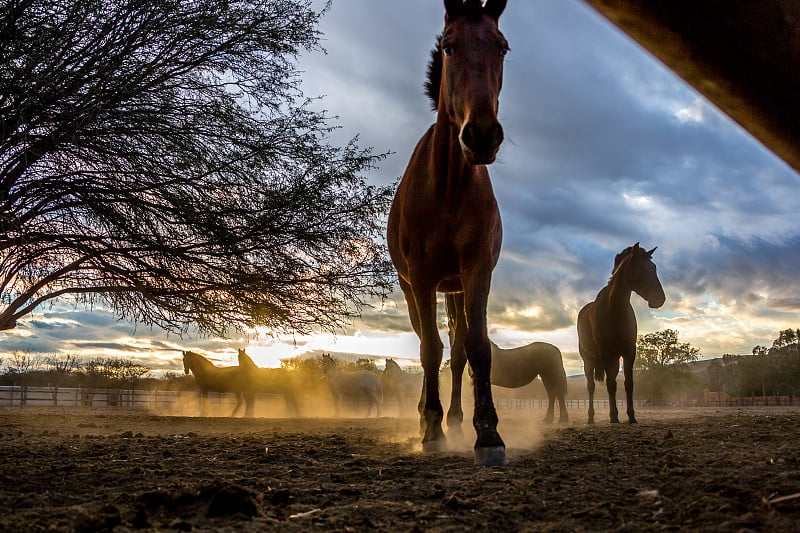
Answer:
xmin=425 ymin=38 xmax=442 ymax=111
xmin=425 ymin=1 xmax=493 ymax=110
xmin=183 ymin=350 xmax=214 ymax=368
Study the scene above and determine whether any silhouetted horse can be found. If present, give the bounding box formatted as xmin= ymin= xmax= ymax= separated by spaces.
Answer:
xmin=489 ymin=341 xmax=569 ymax=423
xmin=182 ymin=350 xmax=253 ymax=417
xmin=381 ymin=358 xmax=422 ymax=416
xmin=577 ymin=243 xmax=666 ymax=425
xmin=237 ymin=349 xmax=301 ymax=416
xmin=386 ymin=0 xmax=510 ymax=466
xmin=320 ymin=354 xmax=381 ymax=417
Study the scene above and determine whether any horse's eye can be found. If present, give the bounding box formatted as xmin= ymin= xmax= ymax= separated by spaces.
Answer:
xmin=442 ymin=45 xmax=454 ymax=56
xmin=500 ymin=46 xmax=509 ymax=58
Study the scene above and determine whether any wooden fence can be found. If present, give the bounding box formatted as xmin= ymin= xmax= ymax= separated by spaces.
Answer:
xmin=0 ymin=385 xmax=644 ymax=413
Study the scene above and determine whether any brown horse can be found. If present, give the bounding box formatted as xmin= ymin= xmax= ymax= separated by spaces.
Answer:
xmin=182 ymin=350 xmax=254 ymax=417
xmin=237 ymin=349 xmax=301 ymax=416
xmin=577 ymin=243 xmax=666 ymax=425
xmin=386 ymin=0 xmax=509 ymax=466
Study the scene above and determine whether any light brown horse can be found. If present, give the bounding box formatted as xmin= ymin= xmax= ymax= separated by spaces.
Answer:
xmin=237 ymin=349 xmax=301 ymax=416
xmin=577 ymin=243 xmax=666 ymax=425
xmin=387 ymin=0 xmax=509 ymax=466
xmin=381 ymin=358 xmax=422 ymax=416
xmin=489 ymin=341 xmax=569 ymax=424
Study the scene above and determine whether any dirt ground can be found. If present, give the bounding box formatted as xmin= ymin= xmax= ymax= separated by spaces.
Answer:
xmin=1 ymin=405 xmax=799 ymax=532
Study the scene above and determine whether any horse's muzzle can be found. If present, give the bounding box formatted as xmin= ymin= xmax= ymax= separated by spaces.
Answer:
xmin=460 ymin=121 xmax=503 ymax=165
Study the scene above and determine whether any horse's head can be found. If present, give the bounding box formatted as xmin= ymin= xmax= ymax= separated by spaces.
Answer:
xmin=385 ymin=358 xmax=401 ymax=375
xmin=182 ymin=351 xmax=191 ymax=375
xmin=616 ymin=243 xmax=666 ymax=309
xmin=430 ymin=0 xmax=508 ymax=165
xmin=321 ymin=353 xmax=336 ymax=369
xmin=238 ymin=348 xmax=258 ymax=369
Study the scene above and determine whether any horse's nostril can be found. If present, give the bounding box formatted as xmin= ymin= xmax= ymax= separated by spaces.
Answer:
xmin=462 ymin=123 xmax=475 ymax=146
xmin=493 ymin=123 xmax=504 ymax=148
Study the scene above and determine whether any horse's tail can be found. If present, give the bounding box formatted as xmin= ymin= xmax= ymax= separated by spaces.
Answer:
xmin=594 ymin=366 xmax=605 ymax=383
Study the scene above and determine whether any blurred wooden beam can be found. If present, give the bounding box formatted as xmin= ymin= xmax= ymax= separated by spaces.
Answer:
xmin=581 ymin=0 xmax=800 ymax=174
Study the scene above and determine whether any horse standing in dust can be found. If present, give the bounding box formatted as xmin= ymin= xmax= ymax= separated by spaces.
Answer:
xmin=237 ymin=349 xmax=301 ymax=417
xmin=489 ymin=341 xmax=569 ymax=423
xmin=577 ymin=243 xmax=665 ymax=425
xmin=182 ymin=350 xmax=254 ymax=417
xmin=381 ymin=358 xmax=422 ymax=417
xmin=320 ymin=354 xmax=381 ymax=417
xmin=386 ymin=0 xmax=510 ymax=466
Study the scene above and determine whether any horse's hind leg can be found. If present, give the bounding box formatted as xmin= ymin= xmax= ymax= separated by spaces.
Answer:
xmin=445 ymin=292 xmax=467 ymax=436
xmin=558 ymin=393 xmax=569 ymax=423
xmin=584 ymin=367 xmax=595 ymax=425
xmin=230 ymin=394 xmax=244 ymax=417
xmin=245 ymin=394 xmax=255 ymax=418
xmin=605 ymin=361 xmax=621 ymax=424
xmin=200 ymin=391 xmax=209 ymax=417
xmin=543 ymin=388 xmax=555 ymax=424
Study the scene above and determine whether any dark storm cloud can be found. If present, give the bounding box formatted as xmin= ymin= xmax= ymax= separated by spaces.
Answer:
xmin=303 ymin=0 xmax=800 ymax=352
xmin=5 ymin=0 xmax=799 ymax=362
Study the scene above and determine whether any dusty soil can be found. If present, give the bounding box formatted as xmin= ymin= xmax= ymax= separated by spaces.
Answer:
xmin=1 ymin=406 xmax=799 ymax=532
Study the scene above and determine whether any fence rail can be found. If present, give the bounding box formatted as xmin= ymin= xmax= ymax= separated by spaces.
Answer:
xmin=4 ymin=386 xmax=796 ymax=411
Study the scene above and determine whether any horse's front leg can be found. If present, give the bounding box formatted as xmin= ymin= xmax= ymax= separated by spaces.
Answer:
xmin=445 ymin=293 xmax=467 ymax=436
xmin=200 ymin=391 xmax=209 ymax=417
xmin=605 ymin=359 xmax=621 ymax=424
xmin=413 ymin=282 xmax=446 ymax=451
xmin=464 ymin=274 xmax=506 ymax=466
xmin=623 ymin=355 xmax=638 ymax=425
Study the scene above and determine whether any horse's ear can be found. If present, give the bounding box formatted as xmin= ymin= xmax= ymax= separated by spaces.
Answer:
xmin=484 ymin=0 xmax=507 ymax=20
xmin=647 ymin=246 xmax=658 ymax=257
xmin=633 ymin=242 xmax=640 ymax=250
xmin=444 ymin=0 xmax=462 ymax=19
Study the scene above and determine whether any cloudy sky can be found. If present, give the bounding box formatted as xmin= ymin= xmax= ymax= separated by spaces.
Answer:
xmin=2 ymin=0 xmax=799 ymax=376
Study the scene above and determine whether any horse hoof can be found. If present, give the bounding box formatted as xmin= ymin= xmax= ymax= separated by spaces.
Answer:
xmin=475 ymin=446 xmax=508 ymax=466
xmin=422 ymin=439 xmax=447 ymax=453
xmin=629 ymin=421 xmax=639 ymax=427
xmin=610 ymin=421 xmax=620 ymax=425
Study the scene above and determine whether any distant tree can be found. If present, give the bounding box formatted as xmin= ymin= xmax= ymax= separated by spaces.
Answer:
xmin=117 ymin=360 xmax=150 ymax=405
xmin=44 ymin=352 xmax=81 ymax=405
xmin=4 ymin=350 xmax=43 ymax=404
xmin=635 ymin=329 xmax=700 ymax=405
xmin=0 ymin=0 xmax=393 ymax=337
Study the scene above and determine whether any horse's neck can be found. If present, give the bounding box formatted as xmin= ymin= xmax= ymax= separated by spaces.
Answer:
xmin=431 ymin=112 xmax=472 ymax=194
xmin=605 ymin=268 xmax=632 ymax=310
xmin=325 ymin=365 xmax=342 ymax=384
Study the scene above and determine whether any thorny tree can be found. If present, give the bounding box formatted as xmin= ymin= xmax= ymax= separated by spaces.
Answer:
xmin=0 ymin=0 xmax=394 ymax=336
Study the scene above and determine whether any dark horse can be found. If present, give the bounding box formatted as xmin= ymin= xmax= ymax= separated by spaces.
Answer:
xmin=577 ymin=243 xmax=666 ymax=425
xmin=182 ymin=350 xmax=254 ymax=417
xmin=489 ymin=341 xmax=569 ymax=423
xmin=387 ymin=0 xmax=509 ymax=465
